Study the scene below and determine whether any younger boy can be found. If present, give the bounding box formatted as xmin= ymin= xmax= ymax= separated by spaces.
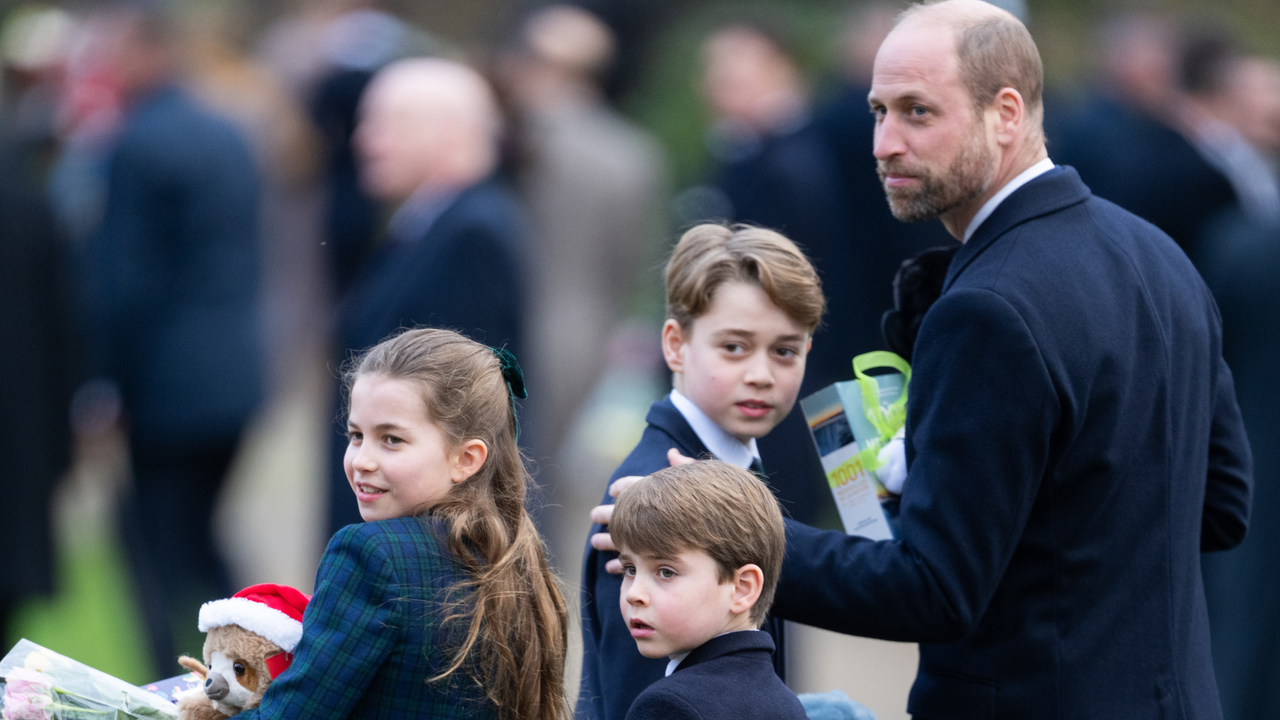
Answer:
xmin=577 ymin=223 xmax=824 ymax=720
xmin=611 ymin=460 xmax=807 ymax=720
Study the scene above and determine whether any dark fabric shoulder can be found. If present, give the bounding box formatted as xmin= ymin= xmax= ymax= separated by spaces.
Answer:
xmin=326 ymin=516 xmax=463 ymax=575
xmin=609 ymin=397 xmax=709 ymax=484
xmin=624 ymin=686 xmax=702 ymax=720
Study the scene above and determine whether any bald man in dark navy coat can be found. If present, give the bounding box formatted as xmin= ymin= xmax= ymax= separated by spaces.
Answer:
xmin=591 ymin=4 xmax=1253 ymax=719
xmin=770 ymin=4 xmax=1252 ymax=719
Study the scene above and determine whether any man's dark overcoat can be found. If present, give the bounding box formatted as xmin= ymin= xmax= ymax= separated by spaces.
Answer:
xmin=774 ymin=167 xmax=1252 ymax=720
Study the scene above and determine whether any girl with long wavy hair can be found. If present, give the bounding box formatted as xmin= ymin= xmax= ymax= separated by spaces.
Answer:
xmin=234 ymin=327 xmax=569 ymax=720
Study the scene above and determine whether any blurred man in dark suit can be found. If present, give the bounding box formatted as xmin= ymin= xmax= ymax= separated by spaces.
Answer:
xmin=1052 ymin=13 xmax=1238 ymax=256
xmin=326 ymin=58 xmax=525 ymax=535
xmin=1199 ymin=212 xmax=1280 ymax=720
xmin=0 ymin=144 xmax=75 ymax=647
xmin=87 ymin=3 xmax=264 ymax=676
xmin=1194 ymin=55 xmax=1280 ymax=720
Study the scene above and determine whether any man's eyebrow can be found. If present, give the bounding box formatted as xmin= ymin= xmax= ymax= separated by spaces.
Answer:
xmin=869 ymin=91 xmax=930 ymax=107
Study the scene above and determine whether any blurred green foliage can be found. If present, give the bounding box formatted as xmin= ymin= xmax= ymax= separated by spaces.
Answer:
xmin=6 ymin=531 xmax=150 ymax=685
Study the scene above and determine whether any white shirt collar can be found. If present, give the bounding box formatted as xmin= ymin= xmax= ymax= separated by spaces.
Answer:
xmin=669 ymin=390 xmax=760 ymax=469
xmin=663 ymin=630 xmax=761 ymax=676
xmin=963 ymin=157 xmax=1055 ymax=243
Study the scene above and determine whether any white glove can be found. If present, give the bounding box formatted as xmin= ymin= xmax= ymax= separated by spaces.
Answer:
xmin=874 ymin=428 xmax=907 ymax=495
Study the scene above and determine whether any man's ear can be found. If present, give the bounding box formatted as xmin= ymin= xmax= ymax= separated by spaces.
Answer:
xmin=661 ymin=318 xmax=687 ymax=374
xmin=451 ymin=439 xmax=488 ymax=483
xmin=991 ymin=86 xmax=1026 ymax=146
xmin=729 ymin=563 xmax=764 ymax=617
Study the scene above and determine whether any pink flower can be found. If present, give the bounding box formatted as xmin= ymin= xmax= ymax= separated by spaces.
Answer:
xmin=3 ymin=669 xmax=52 ymax=697
xmin=2 ymin=692 xmax=53 ymax=720
xmin=3 ymin=667 xmax=55 ymax=720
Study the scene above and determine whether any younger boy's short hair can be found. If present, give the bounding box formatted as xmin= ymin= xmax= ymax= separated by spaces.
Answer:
xmin=611 ymin=460 xmax=786 ymax=625
xmin=665 ymin=223 xmax=825 ymax=335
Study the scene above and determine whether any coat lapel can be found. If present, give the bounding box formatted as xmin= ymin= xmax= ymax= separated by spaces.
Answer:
xmin=645 ymin=395 xmax=714 ymax=461
xmin=943 ymin=166 xmax=1093 ymax=293
xmin=676 ymin=631 xmax=775 ymax=673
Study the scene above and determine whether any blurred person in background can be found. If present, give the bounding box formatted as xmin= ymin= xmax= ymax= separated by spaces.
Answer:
xmin=1 ymin=5 xmax=77 ymax=169
xmin=178 ymin=4 xmax=328 ymax=396
xmin=1195 ymin=53 xmax=1280 ymax=720
xmin=1177 ymin=36 xmax=1280 ymax=228
xmin=83 ymin=2 xmax=264 ymax=677
xmin=0 ymin=6 xmax=78 ymax=645
xmin=1052 ymin=13 xmax=1237 ymax=255
xmin=326 ymin=57 xmax=525 ymax=537
xmin=693 ymin=19 xmax=855 ymax=525
xmin=1224 ymin=56 xmax=1280 ymax=164
xmin=497 ymin=3 xmax=667 ymax=556
xmin=1198 ymin=208 xmax=1280 ymax=720
xmin=0 ymin=147 xmax=75 ymax=650
xmin=305 ymin=1 xmax=436 ymax=294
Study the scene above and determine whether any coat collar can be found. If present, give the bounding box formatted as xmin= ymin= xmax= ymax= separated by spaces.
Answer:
xmin=645 ymin=395 xmax=713 ymax=460
xmin=675 ymin=630 xmax=775 ymax=674
xmin=942 ymin=166 xmax=1092 ymax=293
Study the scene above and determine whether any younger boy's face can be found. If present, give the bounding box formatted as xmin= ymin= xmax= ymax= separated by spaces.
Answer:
xmin=664 ymin=281 xmax=810 ymax=442
xmin=619 ymin=547 xmax=756 ymax=659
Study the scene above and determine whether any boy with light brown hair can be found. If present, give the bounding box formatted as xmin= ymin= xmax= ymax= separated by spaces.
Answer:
xmin=577 ymin=222 xmax=824 ymax=720
xmin=610 ymin=460 xmax=806 ymax=720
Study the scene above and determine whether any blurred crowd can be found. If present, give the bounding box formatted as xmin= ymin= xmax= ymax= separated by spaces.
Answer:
xmin=1 ymin=0 xmax=1278 ymax=717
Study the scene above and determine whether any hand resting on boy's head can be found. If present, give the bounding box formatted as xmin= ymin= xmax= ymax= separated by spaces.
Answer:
xmin=590 ymin=448 xmax=696 ymax=575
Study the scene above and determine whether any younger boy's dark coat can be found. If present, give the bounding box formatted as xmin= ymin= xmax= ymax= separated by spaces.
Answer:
xmin=577 ymin=396 xmax=785 ymax=720
xmin=624 ymin=631 xmax=806 ymax=720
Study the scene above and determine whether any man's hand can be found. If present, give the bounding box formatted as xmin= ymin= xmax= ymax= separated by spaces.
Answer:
xmin=590 ymin=448 xmax=695 ymax=574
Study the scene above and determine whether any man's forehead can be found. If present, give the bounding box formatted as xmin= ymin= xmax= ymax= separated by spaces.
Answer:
xmin=869 ymin=22 xmax=961 ymax=101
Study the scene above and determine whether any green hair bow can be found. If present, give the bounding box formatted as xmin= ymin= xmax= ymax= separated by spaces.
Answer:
xmin=490 ymin=346 xmax=526 ymax=441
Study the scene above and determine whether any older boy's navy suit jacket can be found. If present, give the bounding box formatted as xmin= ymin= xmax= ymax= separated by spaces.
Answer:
xmin=623 ymin=631 xmax=806 ymax=720
xmin=773 ymin=167 xmax=1253 ymax=719
xmin=577 ymin=396 xmax=785 ymax=720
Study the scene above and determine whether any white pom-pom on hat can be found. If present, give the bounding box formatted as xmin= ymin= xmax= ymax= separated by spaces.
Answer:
xmin=198 ymin=584 xmax=310 ymax=654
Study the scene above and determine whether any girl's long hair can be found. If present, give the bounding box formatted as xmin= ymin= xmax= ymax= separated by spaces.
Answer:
xmin=344 ymin=328 xmax=569 ymax=720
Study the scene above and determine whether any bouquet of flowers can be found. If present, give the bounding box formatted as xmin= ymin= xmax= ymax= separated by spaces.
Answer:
xmin=0 ymin=639 xmax=177 ymax=720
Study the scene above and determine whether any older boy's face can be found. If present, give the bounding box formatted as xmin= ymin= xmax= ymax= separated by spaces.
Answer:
xmin=663 ymin=281 xmax=810 ymax=442
xmin=619 ymin=547 xmax=753 ymax=659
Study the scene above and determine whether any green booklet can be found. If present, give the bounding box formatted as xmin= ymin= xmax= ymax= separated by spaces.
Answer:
xmin=800 ymin=352 xmax=909 ymax=540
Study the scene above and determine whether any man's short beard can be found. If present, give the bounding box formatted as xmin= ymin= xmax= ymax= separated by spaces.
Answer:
xmin=878 ymin=123 xmax=996 ymax=223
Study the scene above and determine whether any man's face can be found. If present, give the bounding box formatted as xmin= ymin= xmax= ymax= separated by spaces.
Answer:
xmin=663 ymin=281 xmax=810 ymax=442
xmin=869 ymin=21 xmax=997 ymax=223
xmin=700 ymin=27 xmax=797 ymax=129
xmin=355 ymin=81 xmax=444 ymax=202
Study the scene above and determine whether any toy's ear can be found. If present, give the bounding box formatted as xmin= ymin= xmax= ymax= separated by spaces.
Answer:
xmin=178 ymin=655 xmax=209 ymax=679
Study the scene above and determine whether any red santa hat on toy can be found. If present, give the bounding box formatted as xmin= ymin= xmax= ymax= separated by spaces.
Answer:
xmin=198 ymin=584 xmax=311 ymax=678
